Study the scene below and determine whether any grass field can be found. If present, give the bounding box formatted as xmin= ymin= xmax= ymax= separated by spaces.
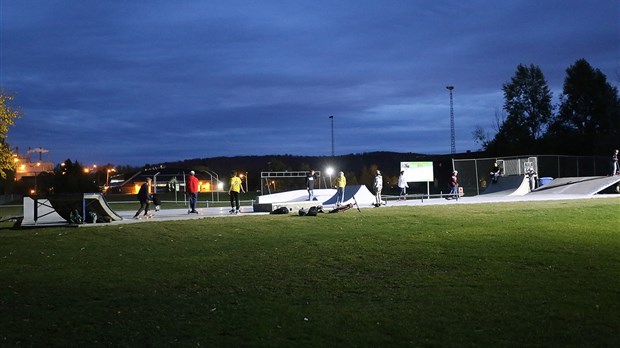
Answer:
xmin=1 ymin=198 xmax=619 ymax=347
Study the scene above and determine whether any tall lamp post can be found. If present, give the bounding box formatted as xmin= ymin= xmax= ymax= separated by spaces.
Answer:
xmin=329 ymin=115 xmax=334 ymax=157
xmin=325 ymin=167 xmax=334 ymax=188
xmin=446 ymin=86 xmax=456 ymax=155
xmin=106 ymin=168 xmax=116 ymax=187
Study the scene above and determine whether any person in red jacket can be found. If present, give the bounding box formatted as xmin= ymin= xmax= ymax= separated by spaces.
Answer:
xmin=186 ymin=171 xmax=199 ymax=214
xmin=448 ymin=170 xmax=459 ymax=200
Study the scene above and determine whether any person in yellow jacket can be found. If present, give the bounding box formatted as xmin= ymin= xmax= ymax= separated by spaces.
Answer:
xmin=335 ymin=171 xmax=346 ymax=206
xmin=228 ymin=170 xmax=245 ymax=214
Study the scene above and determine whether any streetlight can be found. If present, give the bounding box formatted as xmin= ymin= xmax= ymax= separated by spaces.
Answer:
xmin=446 ymin=86 xmax=456 ymax=155
xmin=329 ymin=115 xmax=334 ymax=157
xmin=325 ymin=167 xmax=334 ymax=187
xmin=106 ymin=168 xmax=116 ymax=187
xmin=34 ymin=162 xmax=41 ymax=194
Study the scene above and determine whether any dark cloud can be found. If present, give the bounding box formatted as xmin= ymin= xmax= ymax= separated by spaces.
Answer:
xmin=2 ymin=0 xmax=618 ymax=165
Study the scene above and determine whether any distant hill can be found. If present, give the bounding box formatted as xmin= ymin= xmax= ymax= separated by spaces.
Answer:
xmin=154 ymin=151 xmax=484 ymax=192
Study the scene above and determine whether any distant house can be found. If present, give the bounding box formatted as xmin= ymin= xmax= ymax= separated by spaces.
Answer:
xmin=15 ymin=158 xmax=54 ymax=181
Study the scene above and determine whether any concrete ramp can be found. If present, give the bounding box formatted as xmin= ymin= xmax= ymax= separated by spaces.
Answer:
xmin=22 ymin=193 xmax=123 ymax=226
xmin=323 ymin=185 xmax=376 ymax=206
xmin=253 ymin=189 xmax=336 ymax=212
xmin=48 ymin=193 xmax=123 ymax=222
xmin=529 ymin=176 xmax=620 ymax=195
xmin=480 ymin=175 xmax=530 ymax=196
xmin=256 ymin=189 xmax=335 ymax=204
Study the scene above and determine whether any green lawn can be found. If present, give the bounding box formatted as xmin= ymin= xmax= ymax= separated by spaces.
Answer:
xmin=1 ymin=198 xmax=619 ymax=347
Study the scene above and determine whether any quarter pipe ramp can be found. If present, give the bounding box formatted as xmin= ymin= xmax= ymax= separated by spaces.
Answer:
xmin=322 ymin=185 xmax=376 ymax=206
xmin=479 ymin=175 xmax=530 ymax=196
xmin=22 ymin=193 xmax=123 ymax=226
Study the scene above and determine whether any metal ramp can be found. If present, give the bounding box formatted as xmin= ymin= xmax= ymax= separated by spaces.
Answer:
xmin=479 ymin=175 xmax=530 ymax=196
xmin=529 ymin=176 xmax=620 ymax=195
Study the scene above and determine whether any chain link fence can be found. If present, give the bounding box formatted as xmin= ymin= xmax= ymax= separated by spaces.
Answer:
xmin=453 ymin=155 xmax=609 ymax=196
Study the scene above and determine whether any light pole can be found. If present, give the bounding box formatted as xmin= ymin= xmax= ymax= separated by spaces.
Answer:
xmin=329 ymin=115 xmax=334 ymax=157
xmin=34 ymin=162 xmax=41 ymax=195
xmin=106 ymin=168 xmax=116 ymax=187
xmin=446 ymin=86 xmax=456 ymax=155
xmin=325 ymin=167 xmax=334 ymax=188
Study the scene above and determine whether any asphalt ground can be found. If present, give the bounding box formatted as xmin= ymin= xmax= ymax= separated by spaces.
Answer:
xmin=85 ymin=192 xmax=618 ymax=227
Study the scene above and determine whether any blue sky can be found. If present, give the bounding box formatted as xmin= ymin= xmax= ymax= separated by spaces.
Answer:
xmin=1 ymin=0 xmax=618 ymax=165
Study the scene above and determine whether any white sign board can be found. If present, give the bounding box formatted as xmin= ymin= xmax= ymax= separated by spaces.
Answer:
xmin=400 ymin=161 xmax=434 ymax=182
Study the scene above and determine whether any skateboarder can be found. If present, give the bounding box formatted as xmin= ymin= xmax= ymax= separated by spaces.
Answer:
xmin=373 ymin=170 xmax=383 ymax=205
xmin=306 ymin=170 xmax=317 ymax=201
xmin=490 ymin=162 xmax=502 ymax=183
xmin=133 ymin=177 xmax=153 ymax=219
xmin=186 ymin=170 xmax=199 ymax=214
xmin=611 ymin=149 xmax=619 ymax=176
xmin=526 ymin=167 xmax=538 ymax=191
xmin=335 ymin=171 xmax=346 ymax=206
xmin=228 ymin=170 xmax=245 ymax=214
xmin=398 ymin=170 xmax=408 ymax=200
xmin=448 ymin=170 xmax=459 ymax=199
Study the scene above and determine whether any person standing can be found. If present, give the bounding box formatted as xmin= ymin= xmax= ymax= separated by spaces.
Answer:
xmin=335 ymin=171 xmax=346 ymax=206
xmin=373 ymin=170 xmax=383 ymax=205
xmin=526 ymin=166 xmax=538 ymax=192
xmin=228 ymin=170 xmax=245 ymax=214
xmin=490 ymin=162 xmax=502 ymax=183
xmin=306 ymin=170 xmax=316 ymax=201
xmin=186 ymin=170 xmax=199 ymax=214
xmin=398 ymin=170 xmax=409 ymax=200
xmin=611 ymin=149 xmax=619 ymax=176
xmin=448 ymin=170 xmax=459 ymax=199
xmin=133 ymin=177 xmax=152 ymax=219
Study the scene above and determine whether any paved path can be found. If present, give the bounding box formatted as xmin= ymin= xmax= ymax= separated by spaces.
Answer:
xmin=88 ymin=193 xmax=618 ymax=227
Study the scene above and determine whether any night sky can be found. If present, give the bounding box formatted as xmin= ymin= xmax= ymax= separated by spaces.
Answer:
xmin=1 ymin=0 xmax=618 ymax=165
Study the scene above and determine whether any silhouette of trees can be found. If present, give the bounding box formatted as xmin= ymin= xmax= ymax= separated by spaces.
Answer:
xmin=50 ymin=159 xmax=99 ymax=194
xmin=480 ymin=59 xmax=619 ymax=157
xmin=485 ymin=64 xmax=553 ymax=155
xmin=545 ymin=59 xmax=620 ymax=155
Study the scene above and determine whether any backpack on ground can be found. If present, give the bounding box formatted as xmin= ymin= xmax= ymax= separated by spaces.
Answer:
xmin=270 ymin=206 xmax=290 ymax=215
xmin=306 ymin=206 xmax=320 ymax=216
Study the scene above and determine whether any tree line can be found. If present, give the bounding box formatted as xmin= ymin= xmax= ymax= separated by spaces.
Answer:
xmin=474 ymin=59 xmax=619 ymax=157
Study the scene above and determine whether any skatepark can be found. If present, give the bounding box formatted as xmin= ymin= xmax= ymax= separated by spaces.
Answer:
xmin=18 ymin=173 xmax=620 ymax=228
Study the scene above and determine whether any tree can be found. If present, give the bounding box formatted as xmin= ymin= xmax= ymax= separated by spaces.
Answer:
xmin=0 ymin=92 xmax=21 ymax=178
xmin=51 ymin=159 xmax=99 ymax=194
xmin=472 ymin=108 xmax=506 ymax=151
xmin=486 ymin=64 xmax=553 ymax=155
xmin=545 ymin=59 xmax=620 ymax=155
